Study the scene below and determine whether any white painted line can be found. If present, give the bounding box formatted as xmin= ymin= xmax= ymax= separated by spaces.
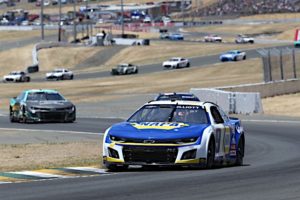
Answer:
xmin=11 ymin=171 xmax=67 ymax=178
xmin=65 ymin=167 xmax=108 ymax=174
xmin=0 ymin=127 xmax=103 ymax=136
xmin=244 ymin=119 xmax=300 ymax=124
xmin=0 ymin=181 xmax=11 ymax=184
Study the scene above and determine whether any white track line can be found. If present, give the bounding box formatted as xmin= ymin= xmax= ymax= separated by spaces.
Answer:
xmin=0 ymin=128 xmax=103 ymax=135
xmin=64 ymin=167 xmax=107 ymax=174
xmin=11 ymin=171 xmax=67 ymax=178
xmin=243 ymin=119 xmax=300 ymax=124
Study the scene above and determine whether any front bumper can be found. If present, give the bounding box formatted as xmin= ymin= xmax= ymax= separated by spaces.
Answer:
xmin=103 ymin=143 xmax=207 ymax=167
xmin=26 ymin=109 xmax=76 ymax=122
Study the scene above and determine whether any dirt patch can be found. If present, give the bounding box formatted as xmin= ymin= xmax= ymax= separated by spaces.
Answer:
xmin=0 ymin=141 xmax=102 ymax=171
xmin=262 ymin=93 xmax=300 ymax=117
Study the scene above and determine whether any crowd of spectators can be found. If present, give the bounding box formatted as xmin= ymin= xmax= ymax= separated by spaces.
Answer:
xmin=195 ymin=0 xmax=300 ymax=16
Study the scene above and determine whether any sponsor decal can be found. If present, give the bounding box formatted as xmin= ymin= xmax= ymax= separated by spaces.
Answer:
xmin=131 ymin=122 xmax=189 ymax=130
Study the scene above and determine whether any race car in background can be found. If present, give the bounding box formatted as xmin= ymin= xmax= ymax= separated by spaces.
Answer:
xmin=220 ymin=50 xmax=246 ymax=62
xmin=168 ymin=33 xmax=184 ymax=40
xmin=3 ymin=71 xmax=30 ymax=83
xmin=111 ymin=63 xmax=139 ymax=75
xmin=235 ymin=34 xmax=254 ymax=44
xmin=46 ymin=68 xmax=74 ymax=81
xmin=162 ymin=57 xmax=190 ymax=69
xmin=9 ymin=89 xmax=76 ymax=123
xmin=103 ymin=100 xmax=245 ymax=171
xmin=204 ymin=34 xmax=222 ymax=42
xmin=155 ymin=93 xmax=200 ymax=101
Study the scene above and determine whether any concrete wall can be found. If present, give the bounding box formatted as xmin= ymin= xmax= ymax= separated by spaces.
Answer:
xmin=218 ymin=79 xmax=300 ymax=98
xmin=190 ymin=88 xmax=263 ymax=114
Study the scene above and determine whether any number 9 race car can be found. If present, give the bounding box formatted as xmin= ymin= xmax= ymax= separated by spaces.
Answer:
xmin=103 ymin=100 xmax=245 ymax=171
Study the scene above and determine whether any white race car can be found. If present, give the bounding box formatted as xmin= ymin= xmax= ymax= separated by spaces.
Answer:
xmin=204 ymin=34 xmax=222 ymax=42
xmin=46 ymin=68 xmax=74 ymax=81
xmin=103 ymin=100 xmax=245 ymax=171
xmin=220 ymin=50 xmax=246 ymax=62
xmin=235 ymin=34 xmax=254 ymax=44
xmin=3 ymin=71 xmax=30 ymax=83
xmin=162 ymin=57 xmax=190 ymax=69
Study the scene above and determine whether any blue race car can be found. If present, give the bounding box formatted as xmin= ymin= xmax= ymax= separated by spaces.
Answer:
xmin=220 ymin=50 xmax=246 ymax=62
xmin=168 ymin=33 xmax=184 ymax=40
xmin=103 ymin=100 xmax=245 ymax=171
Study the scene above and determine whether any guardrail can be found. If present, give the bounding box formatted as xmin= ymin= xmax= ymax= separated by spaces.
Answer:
xmin=31 ymin=42 xmax=81 ymax=72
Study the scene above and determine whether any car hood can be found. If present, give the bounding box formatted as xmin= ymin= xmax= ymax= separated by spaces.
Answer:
xmin=26 ymin=100 xmax=74 ymax=108
xmin=108 ymin=122 xmax=210 ymax=140
xmin=46 ymin=72 xmax=62 ymax=76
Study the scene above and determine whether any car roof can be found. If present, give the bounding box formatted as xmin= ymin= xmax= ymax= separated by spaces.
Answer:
xmin=146 ymin=100 xmax=206 ymax=107
xmin=155 ymin=93 xmax=200 ymax=101
xmin=25 ymin=89 xmax=58 ymax=93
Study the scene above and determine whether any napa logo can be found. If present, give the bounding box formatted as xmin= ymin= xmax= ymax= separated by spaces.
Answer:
xmin=131 ymin=122 xmax=189 ymax=130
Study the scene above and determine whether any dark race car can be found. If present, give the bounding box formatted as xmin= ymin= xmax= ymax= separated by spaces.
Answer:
xmin=9 ymin=89 xmax=76 ymax=123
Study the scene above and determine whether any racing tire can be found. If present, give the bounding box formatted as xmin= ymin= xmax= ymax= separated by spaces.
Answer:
xmin=186 ymin=63 xmax=190 ymax=68
xmin=9 ymin=107 xmax=17 ymax=123
xmin=135 ymin=69 xmax=138 ymax=74
xmin=70 ymin=75 xmax=74 ymax=80
xmin=19 ymin=106 xmax=28 ymax=123
xmin=26 ymin=77 xmax=30 ymax=82
xmin=235 ymin=137 xmax=245 ymax=166
xmin=233 ymin=56 xmax=237 ymax=61
xmin=106 ymin=164 xmax=128 ymax=172
xmin=243 ymin=55 xmax=246 ymax=60
xmin=249 ymin=41 xmax=254 ymax=44
xmin=175 ymin=64 xmax=179 ymax=69
xmin=205 ymin=138 xmax=215 ymax=169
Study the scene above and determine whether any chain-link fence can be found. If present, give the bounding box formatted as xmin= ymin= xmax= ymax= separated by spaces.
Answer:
xmin=257 ymin=48 xmax=300 ymax=82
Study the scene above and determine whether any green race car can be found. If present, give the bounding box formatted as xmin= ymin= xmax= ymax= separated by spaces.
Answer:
xmin=10 ymin=89 xmax=76 ymax=123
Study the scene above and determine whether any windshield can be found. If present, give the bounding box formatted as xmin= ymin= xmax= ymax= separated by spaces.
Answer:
xmin=128 ymin=104 xmax=208 ymax=124
xmin=169 ymin=58 xmax=179 ymax=61
xmin=10 ymin=72 xmax=21 ymax=75
xmin=54 ymin=69 xmax=63 ymax=73
xmin=26 ymin=92 xmax=65 ymax=101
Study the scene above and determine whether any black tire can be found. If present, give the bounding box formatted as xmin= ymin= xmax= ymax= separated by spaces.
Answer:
xmin=186 ymin=62 xmax=190 ymax=68
xmin=70 ymin=75 xmax=74 ymax=80
xmin=19 ymin=106 xmax=27 ymax=123
xmin=26 ymin=77 xmax=30 ymax=82
xmin=233 ymin=56 xmax=237 ymax=61
xmin=235 ymin=137 xmax=245 ymax=166
xmin=243 ymin=55 xmax=246 ymax=60
xmin=176 ymin=64 xmax=179 ymax=69
xmin=106 ymin=164 xmax=128 ymax=172
xmin=135 ymin=69 xmax=138 ymax=74
xmin=249 ymin=40 xmax=254 ymax=44
xmin=205 ymin=138 xmax=215 ymax=169
xmin=9 ymin=107 xmax=16 ymax=123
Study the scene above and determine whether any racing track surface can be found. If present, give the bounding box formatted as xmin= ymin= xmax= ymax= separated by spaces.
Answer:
xmin=0 ymin=118 xmax=300 ymax=200
xmin=29 ymin=44 xmax=292 ymax=82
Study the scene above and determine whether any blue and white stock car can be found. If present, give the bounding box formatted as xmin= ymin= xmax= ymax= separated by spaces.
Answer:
xmin=220 ymin=50 xmax=246 ymax=62
xmin=103 ymin=100 xmax=245 ymax=171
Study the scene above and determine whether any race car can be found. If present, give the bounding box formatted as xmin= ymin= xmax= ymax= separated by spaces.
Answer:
xmin=103 ymin=100 xmax=245 ymax=171
xmin=46 ymin=68 xmax=74 ymax=81
xmin=155 ymin=92 xmax=200 ymax=101
xmin=162 ymin=57 xmax=190 ymax=69
xmin=111 ymin=63 xmax=139 ymax=75
xmin=220 ymin=50 xmax=246 ymax=62
xmin=168 ymin=33 xmax=184 ymax=40
xmin=235 ymin=34 xmax=254 ymax=44
xmin=3 ymin=71 xmax=30 ymax=83
xmin=9 ymin=89 xmax=76 ymax=123
xmin=204 ymin=34 xmax=222 ymax=42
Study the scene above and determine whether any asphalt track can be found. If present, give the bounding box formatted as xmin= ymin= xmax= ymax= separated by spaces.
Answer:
xmin=0 ymin=118 xmax=300 ymax=200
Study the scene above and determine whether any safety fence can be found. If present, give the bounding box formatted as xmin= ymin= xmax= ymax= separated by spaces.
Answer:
xmin=257 ymin=48 xmax=300 ymax=82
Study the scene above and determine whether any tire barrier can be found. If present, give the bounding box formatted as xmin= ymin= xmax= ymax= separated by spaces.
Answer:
xmin=27 ymin=64 xmax=39 ymax=73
